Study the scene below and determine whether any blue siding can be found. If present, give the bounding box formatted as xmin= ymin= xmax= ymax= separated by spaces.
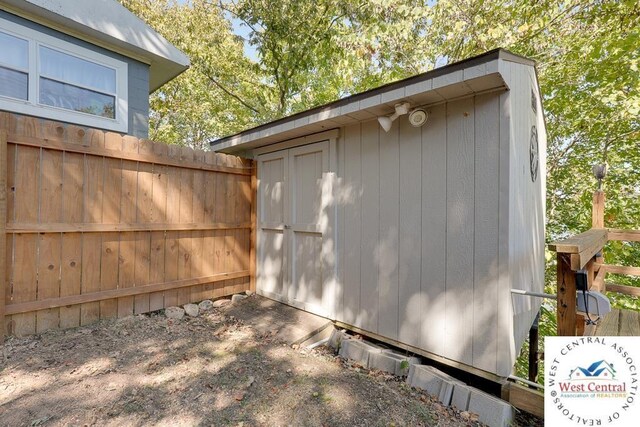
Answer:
xmin=0 ymin=10 xmax=150 ymax=138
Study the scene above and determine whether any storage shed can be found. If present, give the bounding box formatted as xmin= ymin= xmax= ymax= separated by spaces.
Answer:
xmin=212 ymin=49 xmax=546 ymax=378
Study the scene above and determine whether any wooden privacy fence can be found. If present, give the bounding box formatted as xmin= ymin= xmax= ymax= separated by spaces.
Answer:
xmin=0 ymin=113 xmax=254 ymax=336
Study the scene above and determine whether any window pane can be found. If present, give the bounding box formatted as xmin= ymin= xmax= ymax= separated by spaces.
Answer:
xmin=40 ymin=46 xmax=116 ymax=93
xmin=0 ymin=31 xmax=28 ymax=69
xmin=0 ymin=66 xmax=28 ymax=100
xmin=40 ymin=77 xmax=115 ymax=119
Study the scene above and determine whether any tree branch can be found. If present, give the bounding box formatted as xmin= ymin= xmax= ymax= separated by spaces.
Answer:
xmin=206 ymin=74 xmax=262 ymax=114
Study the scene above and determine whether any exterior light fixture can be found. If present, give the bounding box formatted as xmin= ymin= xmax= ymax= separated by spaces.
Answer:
xmin=592 ymin=164 xmax=607 ymax=190
xmin=408 ymin=108 xmax=428 ymax=127
xmin=378 ymin=102 xmax=411 ymax=132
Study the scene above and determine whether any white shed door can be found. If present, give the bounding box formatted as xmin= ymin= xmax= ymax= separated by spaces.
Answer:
xmin=257 ymin=141 xmax=331 ymax=317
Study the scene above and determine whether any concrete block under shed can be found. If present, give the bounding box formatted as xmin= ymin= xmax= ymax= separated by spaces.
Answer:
xmin=450 ymin=383 xmax=472 ymax=410
xmin=338 ymin=339 xmax=384 ymax=366
xmin=407 ymin=365 xmax=465 ymax=405
xmin=368 ymin=351 xmax=420 ymax=376
xmin=328 ymin=329 xmax=350 ymax=350
xmin=467 ymin=388 xmax=515 ymax=427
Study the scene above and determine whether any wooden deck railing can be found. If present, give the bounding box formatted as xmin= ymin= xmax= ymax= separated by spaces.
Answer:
xmin=549 ymin=190 xmax=640 ymax=335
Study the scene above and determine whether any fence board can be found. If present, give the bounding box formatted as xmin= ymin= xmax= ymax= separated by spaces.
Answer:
xmin=164 ymin=146 xmax=181 ymax=307
xmin=81 ymin=153 xmax=104 ymax=322
xmin=11 ymin=234 xmax=38 ymax=335
xmin=177 ymin=147 xmax=194 ymax=305
xmin=0 ymin=131 xmax=6 ymax=338
xmin=60 ymin=233 xmax=82 ymax=328
xmin=149 ymin=230 xmax=166 ymax=311
xmin=60 ymin=152 xmax=83 ymax=322
xmin=100 ymin=234 xmax=119 ymax=319
xmin=101 ymin=155 xmax=121 ymax=318
xmin=81 ymin=233 xmax=101 ymax=325
xmin=134 ymin=231 xmax=151 ymax=314
xmin=1 ymin=115 xmax=253 ymax=335
xmin=36 ymin=148 xmax=63 ymax=332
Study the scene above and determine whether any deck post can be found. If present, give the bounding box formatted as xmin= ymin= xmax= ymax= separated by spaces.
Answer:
xmin=557 ymin=253 xmax=577 ymax=336
xmin=592 ymin=190 xmax=606 ymax=292
xmin=592 ymin=190 xmax=605 ymax=228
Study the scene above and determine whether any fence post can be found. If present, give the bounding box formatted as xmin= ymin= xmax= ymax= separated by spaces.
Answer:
xmin=557 ymin=253 xmax=577 ymax=335
xmin=0 ymin=130 xmax=7 ymax=339
xmin=592 ymin=190 xmax=605 ymax=228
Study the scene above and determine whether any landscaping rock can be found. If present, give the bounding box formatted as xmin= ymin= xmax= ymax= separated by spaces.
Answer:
xmin=198 ymin=300 xmax=214 ymax=311
xmin=165 ymin=306 xmax=185 ymax=320
xmin=184 ymin=304 xmax=199 ymax=317
xmin=212 ymin=299 xmax=231 ymax=308
xmin=231 ymin=294 xmax=248 ymax=304
xmin=245 ymin=290 xmax=254 ymax=296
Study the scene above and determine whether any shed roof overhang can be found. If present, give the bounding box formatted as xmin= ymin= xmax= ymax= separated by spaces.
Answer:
xmin=1 ymin=0 xmax=190 ymax=92
xmin=211 ymin=49 xmax=534 ymax=155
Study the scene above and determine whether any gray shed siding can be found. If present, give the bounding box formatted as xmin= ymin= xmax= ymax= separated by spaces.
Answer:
xmin=0 ymin=10 xmax=150 ymax=138
xmin=500 ymin=60 xmax=547 ymax=356
xmin=337 ymin=93 xmax=507 ymax=374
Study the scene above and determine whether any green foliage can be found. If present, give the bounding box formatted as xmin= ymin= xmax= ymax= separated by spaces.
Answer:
xmin=119 ymin=0 xmax=264 ymax=148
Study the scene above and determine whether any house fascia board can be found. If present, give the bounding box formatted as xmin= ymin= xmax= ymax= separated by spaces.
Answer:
xmin=212 ymin=49 xmax=529 ymax=154
xmin=0 ymin=0 xmax=190 ymax=92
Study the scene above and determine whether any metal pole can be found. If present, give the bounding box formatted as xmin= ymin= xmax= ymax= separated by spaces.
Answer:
xmin=510 ymin=289 xmax=557 ymax=300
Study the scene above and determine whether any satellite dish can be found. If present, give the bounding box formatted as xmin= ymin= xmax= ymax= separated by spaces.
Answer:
xmin=408 ymin=109 xmax=428 ymax=127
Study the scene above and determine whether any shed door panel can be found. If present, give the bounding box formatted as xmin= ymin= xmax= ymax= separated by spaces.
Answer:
xmin=257 ymin=141 xmax=331 ymax=317
xmin=257 ymin=153 xmax=287 ymax=298
xmin=288 ymin=143 xmax=329 ymax=315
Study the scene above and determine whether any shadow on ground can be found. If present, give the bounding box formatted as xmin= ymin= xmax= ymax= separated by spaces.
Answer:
xmin=0 ymin=296 xmax=506 ymax=426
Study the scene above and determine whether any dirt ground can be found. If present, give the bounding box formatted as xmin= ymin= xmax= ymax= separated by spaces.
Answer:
xmin=0 ymin=297 xmax=541 ymax=426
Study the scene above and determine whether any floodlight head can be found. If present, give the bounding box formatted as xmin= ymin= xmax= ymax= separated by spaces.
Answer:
xmin=378 ymin=115 xmax=395 ymax=132
xmin=408 ymin=108 xmax=428 ymax=127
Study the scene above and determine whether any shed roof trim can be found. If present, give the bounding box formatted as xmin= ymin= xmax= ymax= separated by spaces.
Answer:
xmin=1 ymin=0 xmax=190 ymax=92
xmin=211 ymin=49 xmax=534 ymax=154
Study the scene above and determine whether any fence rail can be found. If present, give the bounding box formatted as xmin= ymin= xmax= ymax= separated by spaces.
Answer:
xmin=0 ymin=113 xmax=254 ymax=336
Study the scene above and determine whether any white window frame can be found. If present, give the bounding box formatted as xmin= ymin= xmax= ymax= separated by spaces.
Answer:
xmin=0 ymin=17 xmax=128 ymax=132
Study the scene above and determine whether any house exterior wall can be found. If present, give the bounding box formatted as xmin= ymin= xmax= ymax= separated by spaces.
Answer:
xmin=0 ymin=10 xmax=150 ymax=138
xmin=335 ymin=91 xmax=513 ymax=376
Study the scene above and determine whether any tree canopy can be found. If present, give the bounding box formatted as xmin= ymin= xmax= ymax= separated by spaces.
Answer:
xmin=121 ymin=0 xmax=639 ymax=253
